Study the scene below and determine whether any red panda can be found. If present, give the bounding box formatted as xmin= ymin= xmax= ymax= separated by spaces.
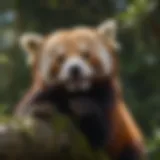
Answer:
xmin=15 ymin=20 xmax=146 ymax=160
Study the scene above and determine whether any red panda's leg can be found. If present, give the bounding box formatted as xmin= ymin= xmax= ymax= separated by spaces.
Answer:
xmin=117 ymin=145 xmax=144 ymax=160
xmin=105 ymin=101 xmax=146 ymax=160
xmin=14 ymin=87 xmax=40 ymax=117
xmin=14 ymin=72 xmax=45 ymax=117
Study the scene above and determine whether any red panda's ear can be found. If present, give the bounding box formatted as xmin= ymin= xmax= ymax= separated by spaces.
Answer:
xmin=97 ymin=19 xmax=120 ymax=51
xmin=19 ymin=33 xmax=43 ymax=66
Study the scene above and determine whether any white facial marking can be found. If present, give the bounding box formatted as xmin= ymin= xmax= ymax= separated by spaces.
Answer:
xmin=97 ymin=44 xmax=113 ymax=75
xmin=39 ymin=44 xmax=66 ymax=84
xmin=58 ymin=56 xmax=93 ymax=81
xmin=40 ymin=53 xmax=54 ymax=84
xmin=58 ymin=56 xmax=93 ymax=91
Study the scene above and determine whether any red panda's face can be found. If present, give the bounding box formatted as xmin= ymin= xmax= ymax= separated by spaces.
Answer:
xmin=39 ymin=28 xmax=115 ymax=91
xmin=20 ymin=20 xmax=119 ymax=91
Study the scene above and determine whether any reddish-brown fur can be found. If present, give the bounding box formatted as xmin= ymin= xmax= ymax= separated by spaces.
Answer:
xmin=15 ymin=27 xmax=146 ymax=159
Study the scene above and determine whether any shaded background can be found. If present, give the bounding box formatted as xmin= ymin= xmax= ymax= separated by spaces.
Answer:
xmin=0 ymin=0 xmax=160 ymax=158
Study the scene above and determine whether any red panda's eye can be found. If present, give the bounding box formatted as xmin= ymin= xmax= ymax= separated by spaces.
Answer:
xmin=81 ymin=51 xmax=91 ymax=60
xmin=57 ymin=54 xmax=65 ymax=63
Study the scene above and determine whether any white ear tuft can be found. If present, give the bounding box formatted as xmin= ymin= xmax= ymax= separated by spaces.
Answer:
xmin=19 ymin=33 xmax=43 ymax=66
xmin=19 ymin=33 xmax=43 ymax=53
xmin=97 ymin=19 xmax=117 ymax=39
xmin=97 ymin=19 xmax=120 ymax=51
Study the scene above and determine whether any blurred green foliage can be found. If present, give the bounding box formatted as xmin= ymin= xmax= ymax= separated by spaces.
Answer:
xmin=0 ymin=0 xmax=160 ymax=159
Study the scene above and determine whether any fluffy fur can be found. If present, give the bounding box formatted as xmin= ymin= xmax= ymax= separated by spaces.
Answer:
xmin=15 ymin=19 xmax=146 ymax=160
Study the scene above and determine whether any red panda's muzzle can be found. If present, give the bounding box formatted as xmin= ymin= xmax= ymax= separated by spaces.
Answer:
xmin=68 ymin=65 xmax=82 ymax=80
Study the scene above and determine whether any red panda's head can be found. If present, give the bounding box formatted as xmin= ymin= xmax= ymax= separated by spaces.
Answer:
xmin=20 ymin=20 xmax=120 ymax=91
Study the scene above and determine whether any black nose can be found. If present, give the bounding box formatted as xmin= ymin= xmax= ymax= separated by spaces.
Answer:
xmin=69 ymin=65 xmax=81 ymax=78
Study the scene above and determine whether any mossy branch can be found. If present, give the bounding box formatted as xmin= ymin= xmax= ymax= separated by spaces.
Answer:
xmin=0 ymin=114 xmax=108 ymax=160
